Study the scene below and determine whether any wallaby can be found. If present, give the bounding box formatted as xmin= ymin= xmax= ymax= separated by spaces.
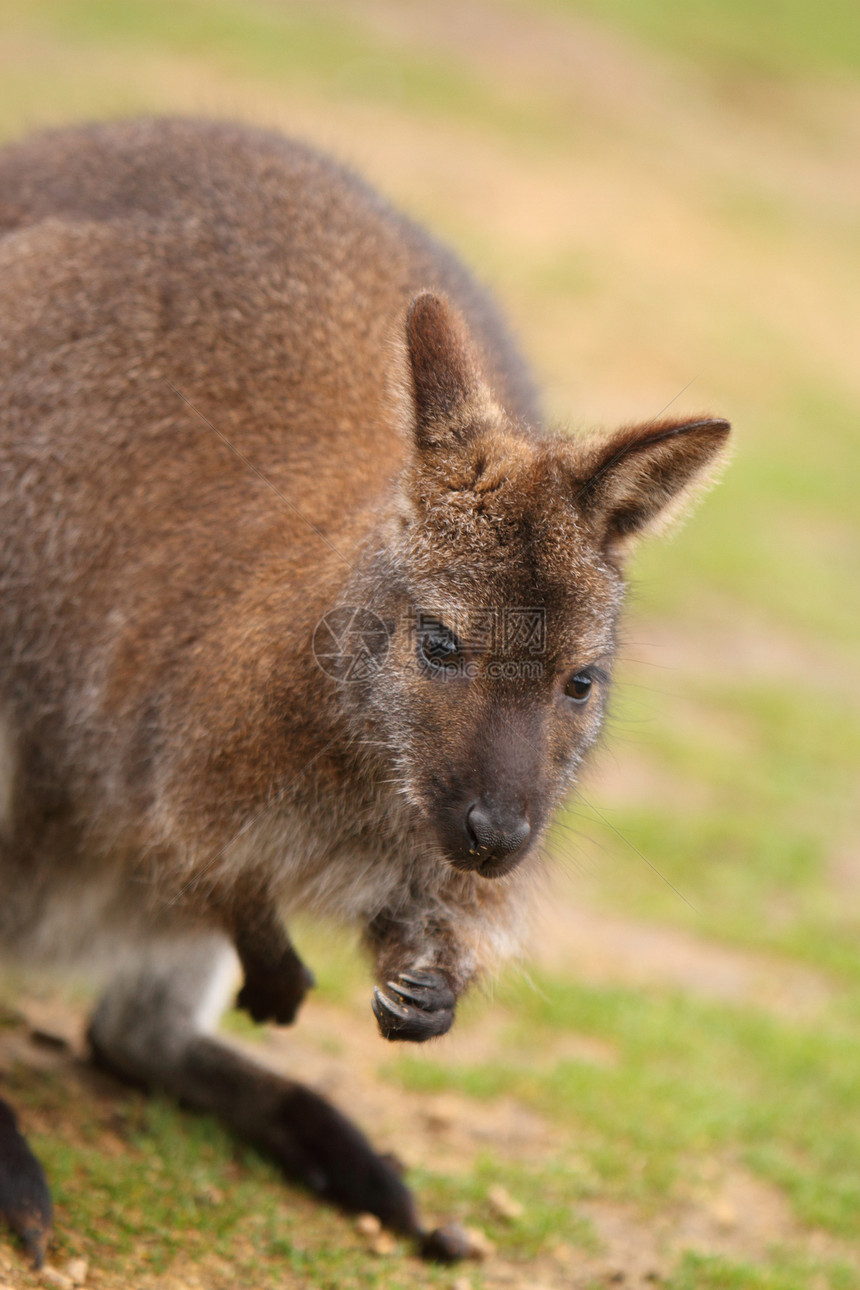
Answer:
xmin=0 ymin=117 xmax=730 ymax=1267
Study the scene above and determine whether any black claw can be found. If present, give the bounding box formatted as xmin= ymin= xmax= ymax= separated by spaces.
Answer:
xmin=383 ymin=981 xmax=428 ymax=1007
xmin=385 ymin=975 xmax=456 ymax=1012
xmin=372 ymin=975 xmax=456 ymax=1043
xmin=397 ymin=970 xmax=442 ymax=988
xmin=372 ymin=988 xmax=412 ymax=1022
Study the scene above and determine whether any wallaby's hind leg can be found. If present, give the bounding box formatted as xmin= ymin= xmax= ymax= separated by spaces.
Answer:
xmin=0 ymin=1096 xmax=53 ymax=1268
xmin=87 ymin=936 xmax=464 ymax=1260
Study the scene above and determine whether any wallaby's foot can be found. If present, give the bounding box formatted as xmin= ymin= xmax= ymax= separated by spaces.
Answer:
xmin=88 ymin=939 xmax=468 ymax=1261
xmin=92 ymin=1028 xmax=461 ymax=1260
xmin=189 ymin=1064 xmax=469 ymax=1263
xmin=228 ymin=1069 xmax=424 ymax=1233
xmin=0 ymin=1099 xmax=53 ymax=1268
xmin=372 ymin=970 xmax=456 ymax=1042
xmin=196 ymin=1058 xmax=472 ymax=1262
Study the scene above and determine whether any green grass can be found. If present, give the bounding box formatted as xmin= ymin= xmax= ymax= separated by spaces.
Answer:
xmin=560 ymin=669 xmax=860 ymax=1016
xmin=667 ymin=1252 xmax=859 ymax=1290
xmin=390 ymin=976 xmax=860 ymax=1234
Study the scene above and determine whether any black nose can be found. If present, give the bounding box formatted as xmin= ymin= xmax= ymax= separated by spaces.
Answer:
xmin=463 ymin=802 xmax=531 ymax=874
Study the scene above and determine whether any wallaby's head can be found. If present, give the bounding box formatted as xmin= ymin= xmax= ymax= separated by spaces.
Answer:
xmin=342 ymin=294 xmax=729 ymax=879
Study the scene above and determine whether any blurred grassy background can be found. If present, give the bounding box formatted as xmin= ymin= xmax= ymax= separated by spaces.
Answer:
xmin=0 ymin=1 xmax=858 ymax=1287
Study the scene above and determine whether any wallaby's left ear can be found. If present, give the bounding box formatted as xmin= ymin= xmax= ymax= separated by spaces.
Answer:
xmin=405 ymin=292 xmax=499 ymax=452
xmin=572 ymin=416 xmax=731 ymax=558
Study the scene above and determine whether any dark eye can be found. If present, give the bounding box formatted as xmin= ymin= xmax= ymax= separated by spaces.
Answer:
xmin=565 ymin=671 xmax=592 ymax=703
xmin=420 ymin=627 xmax=463 ymax=674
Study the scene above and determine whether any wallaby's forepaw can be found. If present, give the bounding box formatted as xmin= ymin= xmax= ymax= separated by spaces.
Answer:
xmin=372 ymin=970 xmax=456 ymax=1042
xmin=0 ymin=1100 xmax=53 ymax=1268
xmin=237 ymin=958 xmax=316 ymax=1026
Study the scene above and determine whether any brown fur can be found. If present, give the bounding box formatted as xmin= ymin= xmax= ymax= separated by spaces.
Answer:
xmin=0 ymin=116 xmax=729 ymax=1259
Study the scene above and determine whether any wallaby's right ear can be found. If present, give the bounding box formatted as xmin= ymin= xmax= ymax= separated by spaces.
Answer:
xmin=405 ymin=293 xmax=498 ymax=452
xmin=571 ymin=416 xmax=732 ymax=559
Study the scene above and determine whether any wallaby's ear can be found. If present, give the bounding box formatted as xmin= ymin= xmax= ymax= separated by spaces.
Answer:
xmin=405 ymin=292 xmax=497 ymax=451
xmin=572 ymin=416 xmax=731 ymax=558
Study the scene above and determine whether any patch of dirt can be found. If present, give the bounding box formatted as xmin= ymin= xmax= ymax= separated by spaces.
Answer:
xmin=253 ymin=994 xmax=558 ymax=1178
xmin=534 ymin=874 xmax=832 ymax=1020
xmin=829 ymin=830 xmax=860 ymax=899
xmin=621 ymin=612 xmax=860 ymax=709
xmin=578 ymin=1159 xmax=860 ymax=1287
xmin=577 ymin=744 xmax=713 ymax=815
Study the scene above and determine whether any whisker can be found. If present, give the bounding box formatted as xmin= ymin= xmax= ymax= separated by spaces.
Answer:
xmin=576 ymin=792 xmax=695 ymax=910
